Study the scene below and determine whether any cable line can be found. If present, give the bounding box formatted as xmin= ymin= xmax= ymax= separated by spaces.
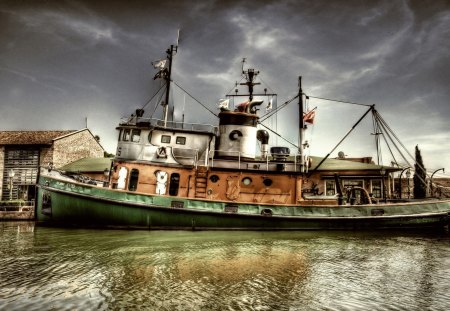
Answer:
xmin=172 ymin=81 xmax=219 ymax=118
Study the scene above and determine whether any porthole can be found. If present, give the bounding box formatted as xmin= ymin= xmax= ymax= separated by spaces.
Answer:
xmin=242 ymin=177 xmax=252 ymax=186
xmin=263 ymin=178 xmax=273 ymax=186
xmin=210 ymin=175 xmax=219 ymax=183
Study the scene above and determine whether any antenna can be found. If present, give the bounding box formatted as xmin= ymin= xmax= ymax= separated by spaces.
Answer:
xmin=241 ymin=58 xmax=246 ymax=74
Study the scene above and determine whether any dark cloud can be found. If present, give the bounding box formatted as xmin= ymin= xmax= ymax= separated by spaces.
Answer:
xmin=0 ymin=0 xmax=449 ymax=172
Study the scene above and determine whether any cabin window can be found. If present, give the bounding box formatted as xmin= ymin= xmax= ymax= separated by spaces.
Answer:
xmin=128 ymin=169 xmax=139 ymax=191
xmin=131 ymin=129 xmax=141 ymax=142
xmin=325 ymin=180 xmax=336 ymax=196
xmin=371 ymin=180 xmax=382 ymax=198
xmin=176 ymin=136 xmax=186 ymax=145
xmin=343 ymin=180 xmax=363 ymax=189
xmin=263 ymin=178 xmax=273 ymax=186
xmin=242 ymin=177 xmax=252 ymax=186
xmin=169 ymin=173 xmax=180 ymax=196
xmin=118 ymin=129 xmax=123 ymax=141
xmin=161 ymin=135 xmax=171 ymax=144
xmin=210 ymin=175 xmax=219 ymax=183
xmin=122 ymin=129 xmax=131 ymax=141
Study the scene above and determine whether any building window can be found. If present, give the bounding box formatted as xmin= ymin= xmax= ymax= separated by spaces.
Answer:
xmin=371 ymin=180 xmax=382 ymax=198
xmin=122 ymin=129 xmax=131 ymax=141
xmin=325 ymin=180 xmax=336 ymax=196
xmin=161 ymin=135 xmax=171 ymax=144
xmin=131 ymin=129 xmax=141 ymax=143
xmin=176 ymin=136 xmax=186 ymax=145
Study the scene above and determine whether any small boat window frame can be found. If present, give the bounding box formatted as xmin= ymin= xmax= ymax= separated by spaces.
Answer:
xmin=122 ymin=129 xmax=131 ymax=141
xmin=118 ymin=129 xmax=123 ymax=141
xmin=131 ymin=129 xmax=141 ymax=143
xmin=161 ymin=135 xmax=171 ymax=144
xmin=343 ymin=179 xmax=364 ymax=189
xmin=176 ymin=136 xmax=186 ymax=145
xmin=370 ymin=179 xmax=382 ymax=198
xmin=325 ymin=180 xmax=336 ymax=196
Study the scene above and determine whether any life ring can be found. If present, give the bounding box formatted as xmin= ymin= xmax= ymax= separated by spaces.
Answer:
xmin=156 ymin=146 xmax=167 ymax=158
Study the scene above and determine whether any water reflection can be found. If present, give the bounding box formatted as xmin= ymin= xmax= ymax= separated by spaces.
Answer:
xmin=1 ymin=222 xmax=450 ymax=311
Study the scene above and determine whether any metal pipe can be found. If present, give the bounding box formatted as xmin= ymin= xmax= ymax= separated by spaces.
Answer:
xmin=430 ymin=168 xmax=445 ymax=196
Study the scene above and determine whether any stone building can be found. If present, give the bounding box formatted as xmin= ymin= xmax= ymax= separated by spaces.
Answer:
xmin=0 ymin=129 xmax=104 ymax=201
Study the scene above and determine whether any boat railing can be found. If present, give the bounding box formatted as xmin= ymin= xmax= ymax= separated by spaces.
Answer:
xmin=208 ymin=150 xmax=304 ymax=171
xmin=120 ymin=117 xmax=218 ymax=134
xmin=172 ymin=147 xmax=201 ymax=168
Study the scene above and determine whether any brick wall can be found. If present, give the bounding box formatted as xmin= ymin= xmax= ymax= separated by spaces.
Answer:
xmin=39 ymin=146 xmax=54 ymax=167
xmin=0 ymin=146 xmax=4 ymax=200
xmin=52 ymin=130 xmax=104 ymax=168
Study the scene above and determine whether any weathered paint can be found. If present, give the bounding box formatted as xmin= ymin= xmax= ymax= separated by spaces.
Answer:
xmin=36 ymin=174 xmax=450 ymax=230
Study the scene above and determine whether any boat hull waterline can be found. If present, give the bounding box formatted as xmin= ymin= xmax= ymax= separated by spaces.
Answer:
xmin=37 ymin=176 xmax=450 ymax=230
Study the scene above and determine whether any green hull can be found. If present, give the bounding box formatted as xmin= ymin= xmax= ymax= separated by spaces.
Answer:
xmin=36 ymin=175 xmax=450 ymax=230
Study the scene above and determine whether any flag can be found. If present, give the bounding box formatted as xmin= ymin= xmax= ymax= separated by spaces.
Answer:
xmin=266 ymin=98 xmax=273 ymax=111
xmin=303 ymin=108 xmax=316 ymax=124
xmin=218 ymin=99 xmax=230 ymax=109
xmin=152 ymin=59 xmax=167 ymax=69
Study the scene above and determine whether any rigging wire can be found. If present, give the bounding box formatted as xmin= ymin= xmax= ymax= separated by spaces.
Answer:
xmin=141 ymin=82 xmax=167 ymax=111
xmin=375 ymin=115 xmax=401 ymax=167
xmin=371 ymin=113 xmax=382 ymax=165
xmin=373 ymin=111 xmax=430 ymax=188
xmin=149 ymin=85 xmax=168 ymax=119
xmin=123 ymin=82 xmax=167 ymax=123
xmin=259 ymin=95 xmax=299 ymax=123
xmin=258 ymin=122 xmax=299 ymax=150
xmin=258 ymin=75 xmax=276 ymax=95
xmin=373 ymin=110 xmax=429 ymax=186
xmin=172 ymin=81 xmax=219 ymax=118
xmin=307 ymin=95 xmax=372 ymax=107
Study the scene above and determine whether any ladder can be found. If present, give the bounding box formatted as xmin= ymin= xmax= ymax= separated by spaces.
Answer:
xmin=195 ymin=166 xmax=209 ymax=198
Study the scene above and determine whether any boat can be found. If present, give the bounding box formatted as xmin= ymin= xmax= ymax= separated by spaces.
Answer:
xmin=36 ymin=43 xmax=450 ymax=230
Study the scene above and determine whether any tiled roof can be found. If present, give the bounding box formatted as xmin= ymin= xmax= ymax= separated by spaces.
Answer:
xmin=0 ymin=130 xmax=76 ymax=145
xmin=61 ymin=157 xmax=113 ymax=172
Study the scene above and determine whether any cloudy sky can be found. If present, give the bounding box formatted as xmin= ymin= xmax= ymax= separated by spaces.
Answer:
xmin=1 ymin=0 xmax=449 ymax=175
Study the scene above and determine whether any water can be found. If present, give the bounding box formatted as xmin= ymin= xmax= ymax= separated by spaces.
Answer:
xmin=1 ymin=222 xmax=450 ymax=311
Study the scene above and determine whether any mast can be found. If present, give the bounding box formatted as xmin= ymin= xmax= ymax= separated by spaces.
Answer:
xmin=298 ymin=76 xmax=304 ymax=172
xmin=240 ymin=68 xmax=260 ymax=101
xmin=163 ymin=44 xmax=177 ymax=127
